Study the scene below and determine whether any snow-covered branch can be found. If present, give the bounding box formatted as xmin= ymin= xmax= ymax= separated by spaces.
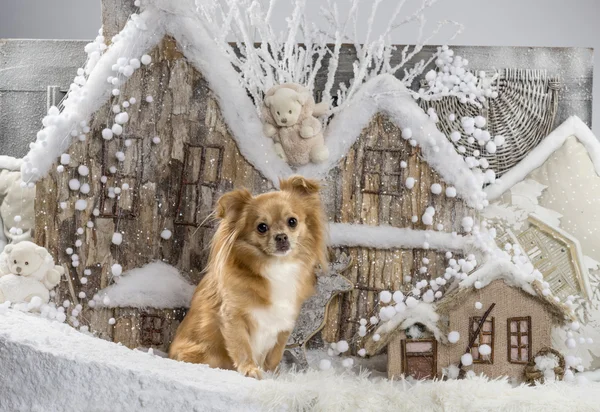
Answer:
xmin=195 ymin=0 xmax=463 ymax=118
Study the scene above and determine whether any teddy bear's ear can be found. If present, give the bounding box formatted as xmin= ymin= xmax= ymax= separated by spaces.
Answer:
xmin=264 ymin=96 xmax=273 ymax=107
xmin=35 ymin=246 xmax=48 ymax=258
xmin=4 ymin=245 xmax=13 ymax=254
xmin=296 ymin=91 xmax=310 ymax=106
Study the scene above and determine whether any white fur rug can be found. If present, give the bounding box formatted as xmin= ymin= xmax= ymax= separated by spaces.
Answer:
xmin=256 ymin=369 xmax=600 ymax=412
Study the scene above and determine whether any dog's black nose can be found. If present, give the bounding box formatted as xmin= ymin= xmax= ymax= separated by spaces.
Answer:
xmin=275 ymin=234 xmax=288 ymax=243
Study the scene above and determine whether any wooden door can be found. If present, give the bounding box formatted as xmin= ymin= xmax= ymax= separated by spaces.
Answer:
xmin=401 ymin=339 xmax=437 ymax=380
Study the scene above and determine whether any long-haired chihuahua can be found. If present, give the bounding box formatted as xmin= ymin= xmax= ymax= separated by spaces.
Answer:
xmin=169 ymin=176 xmax=327 ymax=379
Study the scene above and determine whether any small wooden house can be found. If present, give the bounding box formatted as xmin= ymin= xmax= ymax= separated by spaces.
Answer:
xmin=365 ymin=274 xmax=574 ymax=381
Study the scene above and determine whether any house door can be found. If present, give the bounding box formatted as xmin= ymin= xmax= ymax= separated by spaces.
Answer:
xmin=401 ymin=339 xmax=437 ymax=379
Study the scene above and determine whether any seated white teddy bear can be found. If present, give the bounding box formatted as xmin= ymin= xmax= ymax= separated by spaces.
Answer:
xmin=0 ymin=241 xmax=64 ymax=304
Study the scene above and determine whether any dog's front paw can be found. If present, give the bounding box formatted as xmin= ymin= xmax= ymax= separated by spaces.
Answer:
xmin=238 ymin=364 xmax=263 ymax=380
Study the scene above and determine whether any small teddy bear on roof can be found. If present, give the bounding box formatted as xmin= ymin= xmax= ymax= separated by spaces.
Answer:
xmin=262 ymin=83 xmax=329 ymax=166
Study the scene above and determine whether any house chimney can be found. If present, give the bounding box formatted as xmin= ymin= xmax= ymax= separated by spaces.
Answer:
xmin=101 ymin=0 xmax=137 ymax=40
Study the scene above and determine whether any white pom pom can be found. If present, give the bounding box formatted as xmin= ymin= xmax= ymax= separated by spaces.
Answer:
xmin=570 ymin=321 xmax=580 ymax=331
xmin=68 ymin=179 xmax=81 ymax=191
xmin=75 ymin=199 xmax=88 ymax=211
xmin=60 ymin=154 xmax=71 ymax=165
xmin=422 ymin=213 xmax=433 ymax=225
xmin=77 ymin=165 xmax=89 ymax=176
xmin=115 ymin=112 xmax=129 ymax=124
xmin=474 ymin=116 xmax=486 ymax=128
xmin=373 ymin=333 xmax=381 ymax=342
xmin=112 ymin=89 xmax=120 ymax=96
xmin=448 ymin=331 xmax=460 ymax=343
xmin=102 ymin=128 xmax=113 ymax=140
xmin=431 ymin=183 xmax=442 ymax=195
xmin=112 ymin=232 xmax=123 ymax=245
xmin=145 ymin=95 xmax=154 ymax=103
xmin=342 ymin=358 xmax=354 ymax=368
xmin=319 ymin=359 xmax=331 ymax=370
xmin=461 ymin=353 xmax=473 ymax=366
xmin=392 ymin=291 xmax=404 ymax=303
xmin=401 ymin=128 xmax=413 ymax=139
xmin=379 ymin=290 xmax=392 ymax=304
xmin=369 ymin=316 xmax=379 ymax=325
xmin=152 ymin=136 xmax=161 ymax=144
xmin=122 ymin=65 xmax=134 ymax=77
xmin=445 ymin=187 xmax=457 ymax=198
xmin=566 ymin=338 xmax=577 ymax=349
xmin=336 ymin=340 xmax=349 ymax=353
xmin=479 ymin=344 xmax=491 ymax=356
xmin=450 ymin=131 xmax=461 ymax=142
xmin=141 ymin=54 xmax=152 ymax=65
xmin=108 ymin=318 xmax=116 ymax=325
xmin=400 ymin=161 xmax=407 ymax=168
xmin=111 ymin=264 xmax=123 ymax=277
xmin=358 ymin=349 xmax=367 ymax=357
xmin=56 ymin=165 xmax=65 ymax=173
xmin=494 ymin=135 xmax=505 ymax=146
xmin=485 ymin=141 xmax=497 ymax=154
xmin=160 ymin=229 xmax=172 ymax=240
xmin=405 ymin=177 xmax=416 ymax=189
xmin=405 ymin=296 xmax=418 ymax=308
xmin=475 ymin=302 xmax=483 ymax=309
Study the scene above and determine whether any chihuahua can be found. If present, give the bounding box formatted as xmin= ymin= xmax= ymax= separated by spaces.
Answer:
xmin=169 ymin=176 xmax=327 ymax=379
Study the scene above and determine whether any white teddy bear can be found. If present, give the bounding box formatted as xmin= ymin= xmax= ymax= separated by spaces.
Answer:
xmin=262 ymin=83 xmax=329 ymax=166
xmin=0 ymin=241 xmax=64 ymax=304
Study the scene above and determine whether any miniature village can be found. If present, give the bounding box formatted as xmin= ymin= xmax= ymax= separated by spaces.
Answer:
xmin=0 ymin=0 xmax=599 ymax=410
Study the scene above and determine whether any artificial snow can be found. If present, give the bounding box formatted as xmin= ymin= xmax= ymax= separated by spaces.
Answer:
xmin=374 ymin=301 xmax=443 ymax=343
xmin=328 ymin=223 xmax=468 ymax=251
xmin=96 ymin=261 xmax=195 ymax=309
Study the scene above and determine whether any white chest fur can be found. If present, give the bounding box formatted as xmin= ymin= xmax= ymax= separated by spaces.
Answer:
xmin=250 ymin=261 xmax=302 ymax=364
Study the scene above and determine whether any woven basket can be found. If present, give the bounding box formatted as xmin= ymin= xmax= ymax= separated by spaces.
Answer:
xmin=420 ymin=69 xmax=560 ymax=177
xmin=524 ymin=347 xmax=565 ymax=384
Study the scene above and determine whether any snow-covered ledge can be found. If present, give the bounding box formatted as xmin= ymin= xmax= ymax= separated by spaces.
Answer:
xmin=0 ymin=310 xmax=263 ymax=411
xmin=2 ymin=310 xmax=600 ymax=411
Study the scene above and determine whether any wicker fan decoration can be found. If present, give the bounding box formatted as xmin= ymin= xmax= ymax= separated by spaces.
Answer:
xmin=421 ymin=69 xmax=560 ymax=177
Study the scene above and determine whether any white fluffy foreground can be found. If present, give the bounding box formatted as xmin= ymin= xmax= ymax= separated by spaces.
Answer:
xmin=2 ymin=311 xmax=600 ymax=412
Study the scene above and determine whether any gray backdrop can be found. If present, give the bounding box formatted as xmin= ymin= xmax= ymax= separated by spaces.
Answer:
xmin=0 ymin=0 xmax=598 ymax=135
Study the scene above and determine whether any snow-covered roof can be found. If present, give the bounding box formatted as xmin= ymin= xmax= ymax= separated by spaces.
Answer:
xmin=96 ymin=261 xmax=195 ymax=309
xmin=0 ymin=156 xmax=22 ymax=171
xmin=526 ymin=214 xmax=593 ymax=300
xmin=486 ymin=116 xmax=600 ymax=201
xmin=20 ymin=0 xmax=486 ymax=209
xmin=365 ymin=301 xmax=443 ymax=355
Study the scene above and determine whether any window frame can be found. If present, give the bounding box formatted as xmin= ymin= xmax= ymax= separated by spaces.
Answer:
xmin=507 ymin=316 xmax=532 ymax=364
xmin=469 ymin=316 xmax=495 ymax=364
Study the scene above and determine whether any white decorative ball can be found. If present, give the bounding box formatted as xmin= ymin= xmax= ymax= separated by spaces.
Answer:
xmin=448 ymin=331 xmax=460 ymax=343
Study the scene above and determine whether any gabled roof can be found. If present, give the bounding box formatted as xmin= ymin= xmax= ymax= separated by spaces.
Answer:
xmin=524 ymin=214 xmax=593 ymax=299
xmin=485 ymin=116 xmax=600 ymax=201
xmin=21 ymin=0 xmax=486 ymax=209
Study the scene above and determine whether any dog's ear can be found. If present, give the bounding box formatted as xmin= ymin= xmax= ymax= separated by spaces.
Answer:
xmin=264 ymin=96 xmax=273 ymax=108
xmin=279 ymin=175 xmax=320 ymax=197
xmin=216 ymin=189 xmax=253 ymax=220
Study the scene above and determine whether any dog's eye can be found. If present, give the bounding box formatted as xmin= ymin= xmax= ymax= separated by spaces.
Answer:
xmin=25 ymin=262 xmax=29 ymax=265
xmin=288 ymin=217 xmax=298 ymax=228
xmin=277 ymin=111 xmax=280 ymax=115
xmin=257 ymin=223 xmax=269 ymax=233
xmin=288 ymin=110 xmax=292 ymax=114
xmin=13 ymin=260 xmax=16 ymax=264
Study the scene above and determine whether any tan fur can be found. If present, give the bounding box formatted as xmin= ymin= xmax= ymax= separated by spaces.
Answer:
xmin=169 ymin=176 xmax=327 ymax=379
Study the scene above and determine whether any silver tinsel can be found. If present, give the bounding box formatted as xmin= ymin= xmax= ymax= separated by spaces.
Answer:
xmin=283 ymin=253 xmax=354 ymax=370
